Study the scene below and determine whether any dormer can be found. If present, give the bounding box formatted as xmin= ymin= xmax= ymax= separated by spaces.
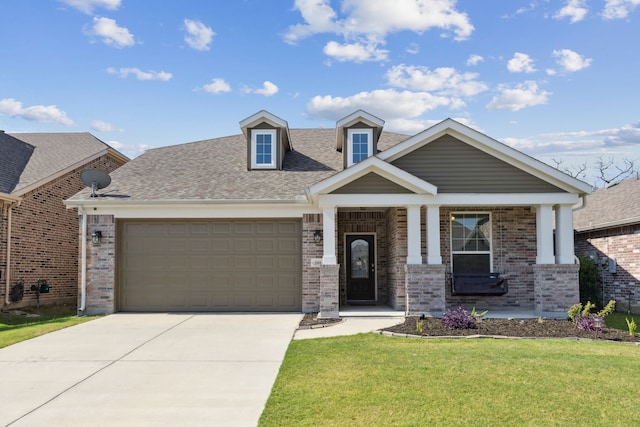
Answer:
xmin=336 ymin=110 xmax=385 ymax=168
xmin=240 ymin=110 xmax=292 ymax=171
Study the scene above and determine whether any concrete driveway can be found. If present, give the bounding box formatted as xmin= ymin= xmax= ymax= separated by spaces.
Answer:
xmin=0 ymin=313 xmax=302 ymax=427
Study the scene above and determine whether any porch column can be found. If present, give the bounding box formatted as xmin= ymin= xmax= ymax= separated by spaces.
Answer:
xmin=406 ymin=205 xmax=422 ymax=264
xmin=555 ymin=204 xmax=575 ymax=264
xmin=535 ymin=205 xmax=555 ymax=264
xmin=426 ymin=205 xmax=442 ymax=265
xmin=322 ymin=206 xmax=337 ymax=264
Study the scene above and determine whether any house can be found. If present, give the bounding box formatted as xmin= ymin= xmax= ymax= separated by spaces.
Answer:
xmin=574 ymin=176 xmax=640 ymax=313
xmin=0 ymin=131 xmax=128 ymax=308
xmin=64 ymin=110 xmax=592 ymax=318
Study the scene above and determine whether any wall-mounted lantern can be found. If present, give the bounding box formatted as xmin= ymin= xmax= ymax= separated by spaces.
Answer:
xmin=313 ymin=230 xmax=323 ymax=243
xmin=91 ymin=230 xmax=102 ymax=246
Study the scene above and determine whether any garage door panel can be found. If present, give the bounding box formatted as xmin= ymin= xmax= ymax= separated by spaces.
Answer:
xmin=119 ymin=219 xmax=301 ymax=312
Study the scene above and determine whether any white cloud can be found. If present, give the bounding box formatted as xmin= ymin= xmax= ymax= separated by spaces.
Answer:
xmin=58 ymin=0 xmax=120 ymax=14
xmin=552 ymin=49 xmax=592 ymax=72
xmin=90 ymin=120 xmax=123 ymax=132
xmin=466 ymin=54 xmax=484 ymax=66
xmin=183 ymin=19 xmax=215 ymax=51
xmin=486 ymin=81 xmax=550 ymax=111
xmin=323 ymin=40 xmax=388 ymax=62
xmin=0 ymin=98 xmax=74 ymax=126
xmin=243 ymin=81 xmax=279 ymax=96
xmin=602 ymin=0 xmax=640 ymax=19
xmin=386 ymin=64 xmax=488 ymax=97
xmin=201 ymin=78 xmax=231 ymax=94
xmin=107 ymin=67 xmax=172 ymax=81
xmin=554 ymin=0 xmax=588 ymax=23
xmin=86 ymin=17 xmax=135 ymax=48
xmin=406 ymin=43 xmax=420 ymax=55
xmin=307 ymin=89 xmax=452 ymax=124
xmin=105 ymin=140 xmax=150 ymax=158
xmin=285 ymin=0 xmax=473 ymax=62
xmin=507 ymin=52 xmax=536 ymax=73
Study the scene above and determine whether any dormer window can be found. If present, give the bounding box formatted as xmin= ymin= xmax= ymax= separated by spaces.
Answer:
xmin=348 ymin=129 xmax=373 ymax=166
xmin=252 ymin=129 xmax=276 ymax=169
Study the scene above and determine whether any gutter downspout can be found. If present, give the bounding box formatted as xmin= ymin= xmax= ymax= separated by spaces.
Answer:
xmin=79 ymin=207 xmax=87 ymax=313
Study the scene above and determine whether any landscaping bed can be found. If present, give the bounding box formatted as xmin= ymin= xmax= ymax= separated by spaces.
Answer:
xmin=383 ymin=316 xmax=640 ymax=342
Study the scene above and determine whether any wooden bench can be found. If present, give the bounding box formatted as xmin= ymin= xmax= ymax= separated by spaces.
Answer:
xmin=451 ymin=272 xmax=508 ymax=295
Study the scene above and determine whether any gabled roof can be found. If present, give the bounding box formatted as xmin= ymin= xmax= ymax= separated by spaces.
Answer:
xmin=0 ymin=131 xmax=34 ymax=193
xmin=380 ymin=118 xmax=593 ymax=196
xmin=3 ymin=132 xmax=129 ymax=196
xmin=239 ymin=110 xmax=292 ymax=151
xmin=336 ymin=110 xmax=384 ymax=151
xmin=574 ymin=177 xmax=640 ymax=232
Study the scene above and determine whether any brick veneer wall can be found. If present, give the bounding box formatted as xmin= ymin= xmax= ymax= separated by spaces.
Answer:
xmin=575 ymin=225 xmax=640 ymax=313
xmin=386 ymin=207 xmax=407 ymax=310
xmin=405 ymin=264 xmax=446 ymax=314
xmin=533 ymin=264 xmax=579 ymax=316
xmin=82 ymin=215 xmax=116 ymax=315
xmin=337 ymin=211 xmax=388 ymax=305
xmin=441 ymin=207 xmax=537 ymax=309
xmin=1 ymin=155 xmax=124 ymax=308
xmin=302 ymin=213 xmax=323 ymax=312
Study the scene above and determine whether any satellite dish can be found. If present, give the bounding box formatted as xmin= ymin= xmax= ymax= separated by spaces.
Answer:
xmin=80 ymin=169 xmax=111 ymax=197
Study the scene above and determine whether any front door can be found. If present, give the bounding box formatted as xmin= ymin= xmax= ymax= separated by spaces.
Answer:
xmin=346 ymin=234 xmax=376 ymax=301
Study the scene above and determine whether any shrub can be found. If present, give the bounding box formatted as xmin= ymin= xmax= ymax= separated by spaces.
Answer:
xmin=567 ymin=300 xmax=616 ymax=331
xmin=625 ymin=317 xmax=637 ymax=336
xmin=442 ymin=307 xmax=475 ymax=329
xmin=577 ymin=255 xmax=602 ymax=307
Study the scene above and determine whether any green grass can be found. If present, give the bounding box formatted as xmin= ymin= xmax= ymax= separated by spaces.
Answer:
xmin=260 ymin=334 xmax=640 ymax=427
xmin=0 ymin=305 xmax=97 ymax=349
xmin=606 ymin=312 xmax=640 ymax=334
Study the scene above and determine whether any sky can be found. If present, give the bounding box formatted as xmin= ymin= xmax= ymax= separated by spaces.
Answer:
xmin=1 ymin=0 xmax=639 ymax=187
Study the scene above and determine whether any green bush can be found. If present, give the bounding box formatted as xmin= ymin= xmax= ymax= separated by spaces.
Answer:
xmin=577 ymin=255 xmax=602 ymax=308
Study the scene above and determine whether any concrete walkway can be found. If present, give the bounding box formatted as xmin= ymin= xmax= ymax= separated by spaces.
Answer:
xmin=293 ymin=308 xmax=406 ymax=340
xmin=0 ymin=313 xmax=301 ymax=427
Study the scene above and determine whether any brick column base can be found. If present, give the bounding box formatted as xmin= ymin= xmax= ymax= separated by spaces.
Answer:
xmin=319 ymin=265 xmax=340 ymax=319
xmin=534 ymin=264 xmax=579 ymax=317
xmin=405 ymin=264 xmax=446 ymax=315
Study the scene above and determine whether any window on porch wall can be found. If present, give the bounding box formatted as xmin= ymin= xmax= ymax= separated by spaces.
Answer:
xmin=450 ymin=212 xmax=491 ymax=273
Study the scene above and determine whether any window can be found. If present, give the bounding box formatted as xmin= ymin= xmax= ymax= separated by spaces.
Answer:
xmin=251 ymin=129 xmax=276 ymax=169
xmin=450 ymin=212 xmax=491 ymax=273
xmin=347 ymin=129 xmax=373 ymax=166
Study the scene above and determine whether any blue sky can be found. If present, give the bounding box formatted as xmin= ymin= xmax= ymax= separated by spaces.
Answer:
xmin=1 ymin=0 xmax=639 ymax=186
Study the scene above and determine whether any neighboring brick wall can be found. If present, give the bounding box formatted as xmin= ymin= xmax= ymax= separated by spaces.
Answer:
xmin=533 ymin=264 xmax=579 ymax=316
xmin=575 ymin=225 xmax=640 ymax=313
xmin=386 ymin=207 xmax=407 ymax=309
xmin=405 ymin=264 xmax=446 ymax=314
xmin=442 ymin=207 xmax=537 ymax=309
xmin=337 ymin=211 xmax=388 ymax=305
xmin=82 ymin=215 xmax=116 ymax=315
xmin=1 ymin=154 xmax=124 ymax=308
xmin=302 ymin=213 xmax=323 ymax=312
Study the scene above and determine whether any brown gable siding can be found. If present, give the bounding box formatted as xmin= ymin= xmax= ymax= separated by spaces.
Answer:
xmin=391 ymin=135 xmax=563 ymax=193
xmin=330 ymin=172 xmax=414 ymax=194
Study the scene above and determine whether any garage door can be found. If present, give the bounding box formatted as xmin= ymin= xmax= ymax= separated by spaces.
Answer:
xmin=118 ymin=219 xmax=301 ymax=312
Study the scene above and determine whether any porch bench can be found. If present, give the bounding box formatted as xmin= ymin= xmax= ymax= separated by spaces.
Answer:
xmin=451 ymin=272 xmax=508 ymax=296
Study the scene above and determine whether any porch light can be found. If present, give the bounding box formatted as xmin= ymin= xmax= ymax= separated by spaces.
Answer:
xmin=313 ymin=230 xmax=323 ymax=243
xmin=91 ymin=230 xmax=102 ymax=246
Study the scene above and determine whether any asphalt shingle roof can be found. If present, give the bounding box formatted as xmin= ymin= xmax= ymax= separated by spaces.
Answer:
xmin=69 ymin=128 xmax=410 ymax=201
xmin=5 ymin=132 xmax=115 ymax=193
xmin=0 ymin=131 xmax=34 ymax=193
xmin=573 ymin=177 xmax=640 ymax=231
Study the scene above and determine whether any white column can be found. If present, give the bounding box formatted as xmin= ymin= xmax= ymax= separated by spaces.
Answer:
xmin=322 ymin=206 xmax=337 ymax=265
xmin=426 ymin=205 xmax=442 ymax=265
xmin=406 ymin=205 xmax=422 ymax=264
xmin=555 ymin=204 xmax=575 ymax=264
xmin=536 ymin=205 xmax=555 ymax=264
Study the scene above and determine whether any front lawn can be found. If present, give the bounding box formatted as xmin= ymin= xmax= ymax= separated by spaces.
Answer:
xmin=0 ymin=305 xmax=96 ymax=349
xmin=606 ymin=312 xmax=640 ymax=334
xmin=260 ymin=334 xmax=640 ymax=426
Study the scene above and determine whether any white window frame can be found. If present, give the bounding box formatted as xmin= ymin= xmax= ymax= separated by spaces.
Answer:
xmin=450 ymin=211 xmax=493 ymax=273
xmin=251 ymin=129 xmax=277 ymax=169
xmin=347 ymin=128 xmax=373 ymax=167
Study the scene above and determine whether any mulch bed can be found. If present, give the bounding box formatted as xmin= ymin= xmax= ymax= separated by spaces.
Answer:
xmin=298 ymin=312 xmax=343 ymax=329
xmin=382 ymin=316 xmax=640 ymax=342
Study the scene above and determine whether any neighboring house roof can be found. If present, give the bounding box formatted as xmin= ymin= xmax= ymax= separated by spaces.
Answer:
xmin=0 ymin=131 xmax=34 ymax=194
xmin=573 ymin=177 xmax=640 ymax=232
xmin=2 ymin=132 xmax=129 ymax=196
xmin=66 ymin=129 xmax=410 ymax=202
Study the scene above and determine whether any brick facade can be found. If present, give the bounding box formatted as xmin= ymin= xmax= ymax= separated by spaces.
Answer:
xmin=302 ymin=214 xmax=323 ymax=312
xmin=575 ymin=225 xmax=640 ymax=313
xmin=386 ymin=207 xmax=407 ymax=309
xmin=405 ymin=264 xmax=446 ymax=314
xmin=82 ymin=215 xmax=117 ymax=315
xmin=1 ymin=155 xmax=124 ymax=308
xmin=533 ymin=264 xmax=579 ymax=316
